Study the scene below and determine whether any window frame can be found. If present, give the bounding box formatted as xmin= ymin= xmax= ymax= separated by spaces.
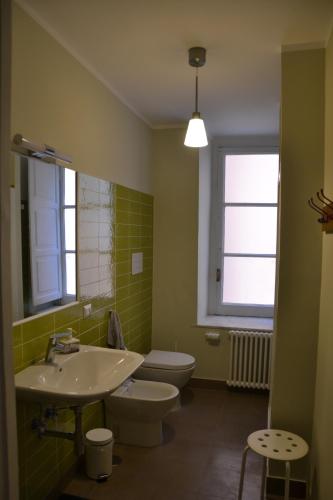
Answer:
xmin=209 ymin=145 xmax=279 ymax=318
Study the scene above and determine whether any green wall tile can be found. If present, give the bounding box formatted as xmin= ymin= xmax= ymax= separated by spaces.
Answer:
xmin=79 ymin=310 xmax=102 ymax=333
xmin=116 ymin=261 xmax=131 ymax=276
xmin=26 ymin=440 xmax=56 ymax=479
xmin=22 ymin=314 xmax=54 ymax=343
xmin=140 ymin=192 xmax=153 ymax=205
xmin=54 ymin=303 xmax=82 ymax=328
xmin=115 ymin=249 xmax=130 ymax=262
xmin=22 ymin=332 xmax=53 ymax=364
xmin=116 ymin=286 xmax=129 ymax=301
xmin=13 ymin=180 xmax=153 ymax=499
xmin=13 ymin=324 xmax=22 ymax=347
xmin=129 ymin=212 xmax=142 ymax=225
xmin=116 ymin=198 xmax=130 ymax=211
xmin=116 ymin=184 xmax=130 ymax=199
xmin=116 ymin=223 xmax=129 ymax=237
xmin=55 ymin=319 xmax=80 ymax=337
xmin=13 ymin=345 xmax=23 ymax=372
xmin=116 ymin=210 xmax=129 ymax=224
xmin=130 ymin=201 xmax=141 ymax=213
xmin=117 ymin=236 xmax=130 ymax=250
xmin=58 ymin=449 xmax=76 ymax=477
xmin=116 ymin=274 xmax=130 ymax=289
xmin=78 ymin=325 xmax=100 ymax=345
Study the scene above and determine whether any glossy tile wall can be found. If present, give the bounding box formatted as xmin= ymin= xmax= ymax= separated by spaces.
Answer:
xmin=79 ymin=174 xmax=114 ymax=301
xmin=13 ymin=179 xmax=153 ymax=500
xmin=114 ymin=184 xmax=153 ymax=354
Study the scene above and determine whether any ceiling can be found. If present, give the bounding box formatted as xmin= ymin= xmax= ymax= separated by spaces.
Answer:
xmin=17 ymin=0 xmax=333 ymax=138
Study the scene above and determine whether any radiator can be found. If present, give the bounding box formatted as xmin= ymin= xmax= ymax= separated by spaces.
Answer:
xmin=227 ymin=330 xmax=273 ymax=390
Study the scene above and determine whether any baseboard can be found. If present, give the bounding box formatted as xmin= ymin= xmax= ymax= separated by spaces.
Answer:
xmin=188 ymin=377 xmax=269 ymax=393
xmin=188 ymin=377 xmax=228 ymax=389
xmin=266 ymin=476 xmax=307 ymax=498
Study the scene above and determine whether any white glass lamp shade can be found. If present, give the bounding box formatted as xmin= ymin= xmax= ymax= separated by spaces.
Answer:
xmin=184 ymin=112 xmax=208 ymax=148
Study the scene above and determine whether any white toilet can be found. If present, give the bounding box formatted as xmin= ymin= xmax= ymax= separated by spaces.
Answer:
xmin=105 ymin=379 xmax=179 ymax=447
xmin=133 ymin=350 xmax=196 ymax=389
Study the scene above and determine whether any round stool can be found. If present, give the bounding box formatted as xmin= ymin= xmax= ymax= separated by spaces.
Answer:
xmin=238 ymin=429 xmax=309 ymax=500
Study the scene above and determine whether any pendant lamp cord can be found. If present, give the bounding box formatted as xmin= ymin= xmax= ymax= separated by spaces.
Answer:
xmin=195 ymin=68 xmax=199 ymax=113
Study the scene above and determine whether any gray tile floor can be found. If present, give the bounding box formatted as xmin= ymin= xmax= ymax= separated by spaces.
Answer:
xmin=62 ymin=386 xmax=270 ymax=500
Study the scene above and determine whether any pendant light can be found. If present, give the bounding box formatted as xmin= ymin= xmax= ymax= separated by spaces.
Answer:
xmin=184 ymin=47 xmax=208 ymax=148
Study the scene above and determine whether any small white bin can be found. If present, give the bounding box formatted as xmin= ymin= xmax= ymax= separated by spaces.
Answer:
xmin=85 ymin=428 xmax=113 ymax=480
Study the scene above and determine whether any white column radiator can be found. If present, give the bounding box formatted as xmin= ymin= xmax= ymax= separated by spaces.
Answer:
xmin=227 ymin=330 xmax=273 ymax=390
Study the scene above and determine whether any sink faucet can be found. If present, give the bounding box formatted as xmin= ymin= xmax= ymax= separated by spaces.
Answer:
xmin=45 ymin=333 xmax=69 ymax=363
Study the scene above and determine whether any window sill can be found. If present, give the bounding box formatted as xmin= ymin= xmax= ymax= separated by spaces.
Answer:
xmin=196 ymin=315 xmax=273 ymax=331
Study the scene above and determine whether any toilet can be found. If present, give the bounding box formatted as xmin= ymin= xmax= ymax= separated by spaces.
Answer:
xmin=105 ymin=379 xmax=179 ymax=447
xmin=133 ymin=350 xmax=196 ymax=389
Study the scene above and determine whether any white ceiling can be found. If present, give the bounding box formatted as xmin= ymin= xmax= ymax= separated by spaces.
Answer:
xmin=17 ymin=0 xmax=333 ymax=137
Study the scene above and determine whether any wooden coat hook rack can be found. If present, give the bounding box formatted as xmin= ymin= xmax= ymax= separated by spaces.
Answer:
xmin=308 ymin=189 xmax=333 ymax=233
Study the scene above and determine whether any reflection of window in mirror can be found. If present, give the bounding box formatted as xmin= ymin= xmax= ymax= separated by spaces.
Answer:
xmin=11 ymin=155 xmax=77 ymax=321
xmin=62 ymin=167 xmax=76 ymax=298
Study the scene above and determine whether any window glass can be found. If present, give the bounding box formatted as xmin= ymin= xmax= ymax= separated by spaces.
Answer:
xmin=65 ymin=253 xmax=76 ymax=295
xmin=225 ymin=154 xmax=279 ymax=203
xmin=222 ymin=257 xmax=276 ymax=305
xmin=64 ymin=168 xmax=76 ymax=206
xmin=64 ymin=208 xmax=76 ymax=251
xmin=224 ymin=207 xmax=277 ymax=254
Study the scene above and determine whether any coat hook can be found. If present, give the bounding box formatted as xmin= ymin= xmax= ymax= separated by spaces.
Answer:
xmin=320 ymin=189 xmax=333 ymax=205
xmin=316 ymin=191 xmax=333 ymax=213
xmin=309 ymin=189 xmax=333 ymax=233
xmin=308 ymin=199 xmax=327 ymax=222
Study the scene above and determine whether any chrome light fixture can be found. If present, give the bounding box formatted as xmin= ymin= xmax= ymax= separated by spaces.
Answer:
xmin=184 ymin=47 xmax=208 ymax=148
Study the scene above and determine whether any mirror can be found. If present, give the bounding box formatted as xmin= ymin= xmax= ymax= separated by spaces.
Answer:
xmin=11 ymin=154 xmax=77 ymax=321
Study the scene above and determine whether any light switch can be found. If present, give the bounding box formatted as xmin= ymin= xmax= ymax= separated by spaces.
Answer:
xmin=132 ymin=252 xmax=143 ymax=275
xmin=83 ymin=303 xmax=92 ymax=318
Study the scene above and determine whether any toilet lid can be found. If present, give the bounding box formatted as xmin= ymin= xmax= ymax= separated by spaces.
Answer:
xmin=142 ymin=350 xmax=195 ymax=370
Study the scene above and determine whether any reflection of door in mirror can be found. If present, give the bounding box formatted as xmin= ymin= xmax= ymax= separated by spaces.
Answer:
xmin=11 ymin=155 xmax=77 ymax=321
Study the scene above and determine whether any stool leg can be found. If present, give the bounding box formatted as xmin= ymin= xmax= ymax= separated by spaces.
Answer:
xmin=284 ymin=461 xmax=291 ymax=500
xmin=260 ymin=457 xmax=266 ymax=500
xmin=238 ymin=445 xmax=249 ymax=500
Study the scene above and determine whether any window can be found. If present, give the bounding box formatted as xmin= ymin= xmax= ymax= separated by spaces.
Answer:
xmin=61 ymin=167 xmax=77 ymax=298
xmin=210 ymin=148 xmax=279 ymax=318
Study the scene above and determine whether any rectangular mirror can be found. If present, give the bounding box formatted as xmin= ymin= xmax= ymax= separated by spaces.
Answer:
xmin=11 ymin=154 xmax=77 ymax=321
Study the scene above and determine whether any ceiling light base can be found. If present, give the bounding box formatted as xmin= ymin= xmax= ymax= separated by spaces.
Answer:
xmin=188 ymin=47 xmax=206 ymax=67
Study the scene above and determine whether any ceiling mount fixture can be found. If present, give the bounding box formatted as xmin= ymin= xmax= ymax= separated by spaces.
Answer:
xmin=184 ymin=47 xmax=208 ymax=148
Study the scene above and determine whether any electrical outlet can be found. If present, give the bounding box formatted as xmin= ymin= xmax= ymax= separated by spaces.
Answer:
xmin=83 ymin=303 xmax=92 ymax=318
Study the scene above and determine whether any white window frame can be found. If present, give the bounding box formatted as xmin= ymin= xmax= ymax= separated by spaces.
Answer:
xmin=209 ymin=145 xmax=279 ymax=318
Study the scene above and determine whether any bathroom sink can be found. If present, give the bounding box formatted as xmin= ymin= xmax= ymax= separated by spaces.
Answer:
xmin=15 ymin=345 xmax=144 ymax=405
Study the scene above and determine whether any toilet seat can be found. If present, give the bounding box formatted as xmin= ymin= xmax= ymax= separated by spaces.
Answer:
xmin=142 ymin=350 xmax=195 ymax=371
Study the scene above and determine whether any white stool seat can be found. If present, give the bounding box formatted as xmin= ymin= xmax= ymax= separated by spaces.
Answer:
xmin=238 ymin=428 xmax=309 ymax=500
xmin=247 ymin=429 xmax=309 ymax=461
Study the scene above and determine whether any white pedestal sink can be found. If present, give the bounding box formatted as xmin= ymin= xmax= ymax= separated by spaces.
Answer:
xmin=15 ymin=345 xmax=144 ymax=455
xmin=15 ymin=345 xmax=144 ymax=405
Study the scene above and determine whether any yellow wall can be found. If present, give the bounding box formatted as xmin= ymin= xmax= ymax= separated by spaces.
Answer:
xmin=312 ymin=30 xmax=333 ymax=499
xmin=269 ymin=49 xmax=325 ymax=479
xmin=152 ymin=128 xmax=230 ymax=380
xmin=12 ymin=5 xmax=152 ymax=193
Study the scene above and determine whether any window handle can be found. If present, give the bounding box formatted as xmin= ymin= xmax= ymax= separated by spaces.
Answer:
xmin=216 ymin=268 xmax=221 ymax=282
